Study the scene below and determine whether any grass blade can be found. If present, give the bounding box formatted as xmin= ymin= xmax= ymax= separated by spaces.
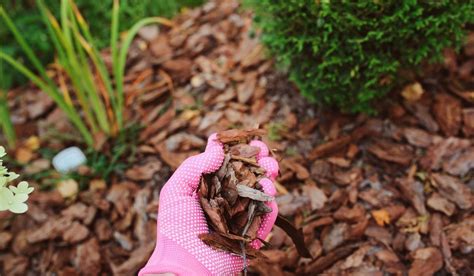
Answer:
xmin=115 ymin=17 xmax=173 ymax=128
xmin=0 ymin=6 xmax=49 ymax=80
xmin=0 ymin=90 xmax=16 ymax=148
xmin=68 ymin=7 xmax=110 ymax=134
xmin=0 ymin=51 xmax=94 ymax=146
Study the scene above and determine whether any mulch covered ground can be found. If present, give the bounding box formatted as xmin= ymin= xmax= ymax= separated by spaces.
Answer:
xmin=1 ymin=0 xmax=473 ymax=275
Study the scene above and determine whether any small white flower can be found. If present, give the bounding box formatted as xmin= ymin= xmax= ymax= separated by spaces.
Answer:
xmin=0 ymin=146 xmax=5 ymax=158
xmin=9 ymin=181 xmax=34 ymax=195
xmin=0 ymin=186 xmax=28 ymax=214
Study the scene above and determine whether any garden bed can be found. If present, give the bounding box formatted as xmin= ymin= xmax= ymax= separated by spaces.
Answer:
xmin=0 ymin=1 xmax=473 ymax=275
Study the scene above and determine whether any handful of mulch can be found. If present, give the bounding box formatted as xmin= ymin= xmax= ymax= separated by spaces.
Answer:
xmin=198 ymin=129 xmax=311 ymax=260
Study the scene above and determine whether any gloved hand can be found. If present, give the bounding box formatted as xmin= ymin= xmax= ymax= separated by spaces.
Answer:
xmin=139 ymin=134 xmax=279 ymax=276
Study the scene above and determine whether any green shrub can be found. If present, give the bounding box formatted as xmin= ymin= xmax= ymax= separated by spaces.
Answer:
xmin=248 ymin=0 xmax=472 ymax=113
xmin=0 ymin=0 xmax=204 ymax=88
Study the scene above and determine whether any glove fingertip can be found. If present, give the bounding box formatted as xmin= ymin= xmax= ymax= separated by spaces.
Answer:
xmin=258 ymin=157 xmax=279 ymax=181
xmin=205 ymin=133 xmax=222 ymax=150
xmin=249 ymin=140 xmax=269 ymax=159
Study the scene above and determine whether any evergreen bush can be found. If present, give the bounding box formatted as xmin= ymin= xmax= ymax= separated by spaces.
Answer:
xmin=249 ymin=0 xmax=472 ymax=113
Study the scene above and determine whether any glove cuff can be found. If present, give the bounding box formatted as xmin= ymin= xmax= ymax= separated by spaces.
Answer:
xmin=138 ymin=234 xmax=211 ymax=276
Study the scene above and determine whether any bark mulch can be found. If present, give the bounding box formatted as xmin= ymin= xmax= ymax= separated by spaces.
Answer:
xmin=1 ymin=1 xmax=473 ymax=275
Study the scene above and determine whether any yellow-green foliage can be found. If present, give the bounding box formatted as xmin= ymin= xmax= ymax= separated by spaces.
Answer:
xmin=249 ymin=0 xmax=472 ymax=113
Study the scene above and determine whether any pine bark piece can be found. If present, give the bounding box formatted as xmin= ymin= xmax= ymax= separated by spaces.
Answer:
xmin=216 ymin=129 xmax=267 ymax=144
xmin=199 ymin=128 xmax=311 ymax=261
xmin=236 ymin=184 xmax=274 ymax=202
xmin=199 ymin=232 xmax=265 ymax=259
xmin=368 ymin=140 xmax=414 ymax=166
xmin=200 ymin=197 xmax=229 ymax=234
xmin=433 ymin=93 xmax=462 ymax=136
xmin=199 ymin=129 xmax=269 ymax=258
xmin=431 ymin=173 xmax=472 ymax=210
xmin=462 ymin=108 xmax=474 ymax=137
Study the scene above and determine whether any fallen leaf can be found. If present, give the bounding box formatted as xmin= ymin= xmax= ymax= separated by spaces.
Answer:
xmin=371 ymin=209 xmax=391 ymax=226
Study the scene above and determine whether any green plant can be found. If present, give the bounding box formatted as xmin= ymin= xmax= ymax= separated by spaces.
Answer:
xmin=248 ymin=0 xmax=472 ymax=113
xmin=0 ymin=91 xmax=15 ymax=148
xmin=267 ymin=121 xmax=286 ymax=141
xmin=0 ymin=146 xmax=34 ymax=213
xmin=0 ymin=0 xmax=170 ymax=147
xmin=0 ymin=0 xmax=204 ymax=87
xmin=0 ymin=56 xmax=16 ymax=148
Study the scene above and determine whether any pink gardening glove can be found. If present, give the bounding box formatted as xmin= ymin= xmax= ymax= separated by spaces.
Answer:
xmin=139 ymin=134 xmax=279 ymax=276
